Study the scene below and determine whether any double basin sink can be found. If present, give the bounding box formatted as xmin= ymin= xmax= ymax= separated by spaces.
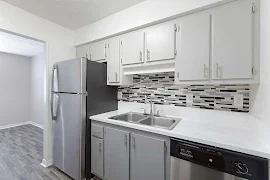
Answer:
xmin=109 ymin=112 xmax=180 ymax=130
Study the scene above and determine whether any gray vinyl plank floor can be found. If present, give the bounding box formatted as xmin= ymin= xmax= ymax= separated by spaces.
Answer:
xmin=0 ymin=124 xmax=73 ymax=180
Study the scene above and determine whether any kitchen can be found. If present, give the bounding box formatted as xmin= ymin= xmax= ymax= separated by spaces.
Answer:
xmin=0 ymin=0 xmax=270 ymax=180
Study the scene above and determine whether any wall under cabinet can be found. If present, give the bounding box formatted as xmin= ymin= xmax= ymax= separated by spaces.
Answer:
xmin=118 ymin=72 xmax=249 ymax=113
xmin=30 ymin=52 xmax=46 ymax=127
xmin=0 ymin=52 xmax=31 ymax=127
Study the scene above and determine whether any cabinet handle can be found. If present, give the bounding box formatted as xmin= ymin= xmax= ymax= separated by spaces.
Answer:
xmin=177 ymin=72 xmax=179 ymax=78
xmin=147 ymin=49 xmax=150 ymax=61
xmin=216 ymin=63 xmax=221 ymax=78
xmin=99 ymin=142 xmax=102 ymax=152
xmin=140 ymin=51 xmax=142 ymax=61
xmin=115 ymin=72 xmax=118 ymax=82
xmin=204 ymin=64 xmax=208 ymax=78
xmin=125 ymin=134 xmax=128 ymax=146
xmin=132 ymin=137 xmax=135 ymax=149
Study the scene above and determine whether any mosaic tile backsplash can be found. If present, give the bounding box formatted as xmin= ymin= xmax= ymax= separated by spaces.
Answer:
xmin=118 ymin=72 xmax=249 ymax=113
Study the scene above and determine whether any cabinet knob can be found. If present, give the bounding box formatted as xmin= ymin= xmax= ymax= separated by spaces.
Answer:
xmin=216 ymin=63 xmax=221 ymax=78
xmin=125 ymin=134 xmax=128 ymax=146
xmin=204 ymin=64 xmax=208 ymax=78
xmin=115 ymin=72 xmax=118 ymax=82
xmin=99 ymin=142 xmax=102 ymax=152
xmin=132 ymin=137 xmax=135 ymax=149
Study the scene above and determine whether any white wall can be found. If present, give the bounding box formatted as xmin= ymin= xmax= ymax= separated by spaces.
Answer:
xmin=250 ymin=0 xmax=270 ymax=125
xmin=74 ymin=0 xmax=230 ymax=46
xmin=30 ymin=52 xmax=45 ymax=128
xmin=0 ymin=1 xmax=75 ymax=165
xmin=0 ymin=52 xmax=31 ymax=127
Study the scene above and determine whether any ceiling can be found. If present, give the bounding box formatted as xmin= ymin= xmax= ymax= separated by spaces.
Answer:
xmin=2 ymin=0 xmax=145 ymax=30
xmin=0 ymin=31 xmax=45 ymax=57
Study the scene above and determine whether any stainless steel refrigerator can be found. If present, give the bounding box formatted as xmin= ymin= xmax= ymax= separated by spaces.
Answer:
xmin=51 ymin=58 xmax=117 ymax=180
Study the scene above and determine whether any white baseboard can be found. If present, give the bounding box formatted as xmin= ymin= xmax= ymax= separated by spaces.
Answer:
xmin=41 ymin=159 xmax=53 ymax=168
xmin=29 ymin=121 xmax=44 ymax=129
xmin=0 ymin=121 xmax=31 ymax=130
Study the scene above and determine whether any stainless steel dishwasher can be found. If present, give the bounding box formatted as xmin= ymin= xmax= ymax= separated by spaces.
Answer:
xmin=170 ymin=138 xmax=268 ymax=180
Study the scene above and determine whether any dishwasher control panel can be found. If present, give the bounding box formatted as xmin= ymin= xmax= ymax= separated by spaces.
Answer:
xmin=171 ymin=138 xmax=268 ymax=180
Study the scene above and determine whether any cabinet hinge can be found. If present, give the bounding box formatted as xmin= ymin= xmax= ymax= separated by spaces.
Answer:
xmin=164 ymin=143 xmax=167 ymax=153
xmin=252 ymin=67 xmax=256 ymax=75
xmin=174 ymin=24 xmax=177 ymax=32
xmin=178 ymin=25 xmax=180 ymax=32
xmin=105 ymin=44 xmax=106 ymax=48
xmin=177 ymin=72 xmax=179 ymax=78
xmin=121 ymin=59 xmax=123 ymax=64
xmin=252 ymin=5 xmax=256 ymax=13
xmin=175 ymin=49 xmax=177 ymax=56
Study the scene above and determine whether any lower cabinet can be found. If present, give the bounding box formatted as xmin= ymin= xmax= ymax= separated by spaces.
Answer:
xmin=91 ymin=136 xmax=104 ymax=178
xmin=104 ymin=127 xmax=130 ymax=180
xmin=130 ymin=133 xmax=166 ymax=180
xmin=91 ymin=121 xmax=170 ymax=180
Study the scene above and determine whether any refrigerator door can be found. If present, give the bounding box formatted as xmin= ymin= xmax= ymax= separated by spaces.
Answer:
xmin=53 ymin=93 xmax=86 ymax=180
xmin=53 ymin=58 xmax=87 ymax=93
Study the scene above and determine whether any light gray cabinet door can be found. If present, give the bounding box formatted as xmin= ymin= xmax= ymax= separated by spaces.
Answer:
xmin=130 ymin=133 xmax=165 ymax=180
xmin=91 ymin=137 xmax=104 ymax=178
xmin=89 ymin=40 xmax=106 ymax=61
xmin=211 ymin=0 xmax=253 ymax=80
xmin=76 ymin=44 xmax=89 ymax=59
xmin=146 ymin=22 xmax=176 ymax=62
xmin=104 ymin=127 xmax=129 ymax=180
xmin=107 ymin=38 xmax=120 ymax=83
xmin=120 ymin=30 xmax=145 ymax=65
xmin=176 ymin=12 xmax=210 ymax=81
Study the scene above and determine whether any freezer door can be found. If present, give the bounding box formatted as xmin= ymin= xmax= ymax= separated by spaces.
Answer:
xmin=53 ymin=58 xmax=87 ymax=93
xmin=53 ymin=93 xmax=86 ymax=180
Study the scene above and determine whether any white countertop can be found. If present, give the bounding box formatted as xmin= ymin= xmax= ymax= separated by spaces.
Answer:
xmin=90 ymin=102 xmax=270 ymax=159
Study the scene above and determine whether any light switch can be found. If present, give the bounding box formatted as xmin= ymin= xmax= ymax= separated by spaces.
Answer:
xmin=186 ymin=94 xmax=193 ymax=104
xmin=234 ymin=94 xmax=243 ymax=107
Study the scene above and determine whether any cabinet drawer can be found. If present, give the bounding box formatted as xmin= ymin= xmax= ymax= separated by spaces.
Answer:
xmin=92 ymin=124 xmax=104 ymax=139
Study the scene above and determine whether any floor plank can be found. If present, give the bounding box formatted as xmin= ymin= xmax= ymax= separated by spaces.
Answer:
xmin=0 ymin=124 xmax=73 ymax=180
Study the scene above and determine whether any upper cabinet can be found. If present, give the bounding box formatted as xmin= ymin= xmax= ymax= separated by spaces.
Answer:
xmin=76 ymin=44 xmax=89 ymax=59
xmin=175 ymin=0 xmax=258 ymax=84
xmin=145 ymin=22 xmax=176 ymax=62
xmin=176 ymin=12 xmax=211 ymax=82
xmin=107 ymin=38 xmax=120 ymax=84
xmin=211 ymin=0 xmax=253 ymax=80
xmin=76 ymin=0 xmax=259 ymax=85
xmin=89 ymin=40 xmax=107 ymax=62
xmin=120 ymin=31 xmax=145 ymax=65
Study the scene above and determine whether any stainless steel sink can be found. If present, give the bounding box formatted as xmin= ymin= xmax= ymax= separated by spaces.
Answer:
xmin=139 ymin=116 xmax=180 ymax=130
xmin=109 ymin=112 xmax=180 ymax=130
xmin=109 ymin=112 xmax=147 ymax=122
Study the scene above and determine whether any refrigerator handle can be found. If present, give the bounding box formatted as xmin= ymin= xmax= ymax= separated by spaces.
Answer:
xmin=51 ymin=64 xmax=58 ymax=120
xmin=51 ymin=92 xmax=54 ymax=120
xmin=51 ymin=92 xmax=60 ymax=120
xmin=51 ymin=64 xmax=58 ymax=92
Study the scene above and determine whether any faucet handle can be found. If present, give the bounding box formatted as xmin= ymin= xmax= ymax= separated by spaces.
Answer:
xmin=141 ymin=108 xmax=147 ymax=115
xmin=156 ymin=110 xmax=164 ymax=117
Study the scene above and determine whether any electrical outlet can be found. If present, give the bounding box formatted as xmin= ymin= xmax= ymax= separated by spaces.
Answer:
xmin=186 ymin=94 xmax=193 ymax=104
xmin=234 ymin=95 xmax=243 ymax=107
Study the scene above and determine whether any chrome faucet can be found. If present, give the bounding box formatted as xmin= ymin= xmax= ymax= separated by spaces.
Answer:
xmin=149 ymin=95 xmax=154 ymax=119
